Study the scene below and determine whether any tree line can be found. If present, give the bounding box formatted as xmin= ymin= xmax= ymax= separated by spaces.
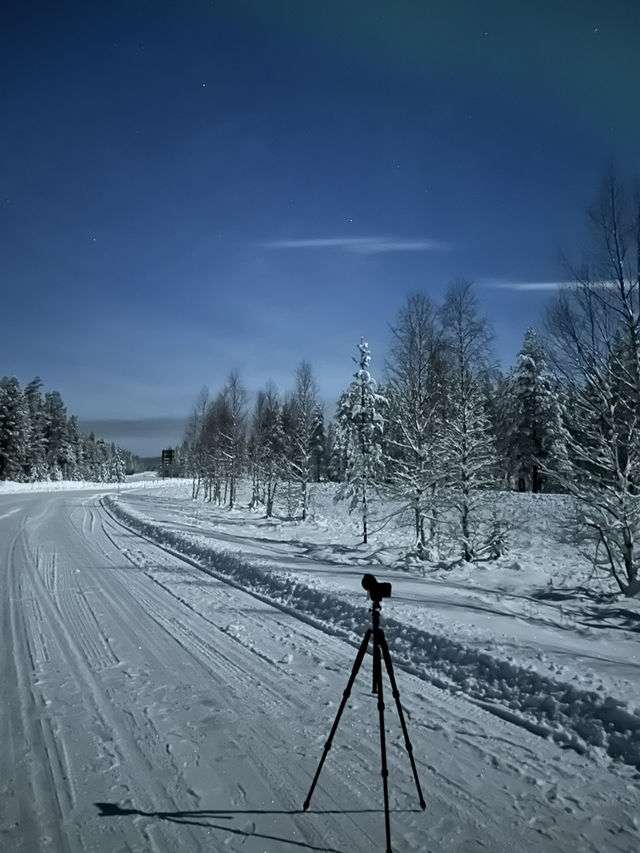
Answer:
xmin=179 ymin=177 xmax=640 ymax=596
xmin=0 ymin=376 xmax=136 ymax=483
xmin=179 ymin=285 xmax=563 ymax=552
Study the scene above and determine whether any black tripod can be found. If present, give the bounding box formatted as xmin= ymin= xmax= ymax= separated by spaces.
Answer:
xmin=303 ymin=574 xmax=426 ymax=853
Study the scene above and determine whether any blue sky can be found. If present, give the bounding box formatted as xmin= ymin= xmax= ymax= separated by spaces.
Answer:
xmin=2 ymin=1 xmax=639 ymax=455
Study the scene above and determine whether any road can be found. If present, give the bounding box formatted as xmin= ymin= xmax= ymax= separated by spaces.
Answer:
xmin=1 ymin=490 xmax=638 ymax=852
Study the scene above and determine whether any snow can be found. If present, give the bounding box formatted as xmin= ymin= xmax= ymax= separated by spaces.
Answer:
xmin=2 ymin=479 xmax=639 ymax=852
xmin=0 ymin=473 xmax=167 ymax=494
xmin=102 ymin=482 xmax=640 ymax=770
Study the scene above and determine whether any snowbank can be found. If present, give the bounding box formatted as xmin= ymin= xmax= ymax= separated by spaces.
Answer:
xmin=0 ymin=476 xmax=167 ymax=494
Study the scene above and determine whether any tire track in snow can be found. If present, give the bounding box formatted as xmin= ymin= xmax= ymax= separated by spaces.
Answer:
xmin=91 ymin=525 xmax=378 ymax=851
xmin=26 ymin=511 xmax=121 ymax=673
xmin=11 ymin=509 xmax=208 ymax=853
xmin=71 ymin=501 xmax=384 ymax=852
xmin=23 ymin=596 xmax=50 ymax=665
xmin=92 ymin=508 xmax=415 ymax=852
xmin=2 ymin=518 xmax=69 ymax=853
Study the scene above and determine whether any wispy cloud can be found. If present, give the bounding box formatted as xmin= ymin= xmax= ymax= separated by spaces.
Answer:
xmin=485 ymin=279 xmax=567 ymax=291
xmin=261 ymin=236 xmax=450 ymax=255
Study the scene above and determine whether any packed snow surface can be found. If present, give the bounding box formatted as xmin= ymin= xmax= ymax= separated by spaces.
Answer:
xmin=1 ymin=478 xmax=639 ymax=852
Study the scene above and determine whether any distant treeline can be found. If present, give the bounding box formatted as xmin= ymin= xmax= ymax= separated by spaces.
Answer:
xmin=0 ymin=376 xmax=141 ymax=482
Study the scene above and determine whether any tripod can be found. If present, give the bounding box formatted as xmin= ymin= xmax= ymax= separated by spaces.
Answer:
xmin=303 ymin=588 xmax=426 ymax=853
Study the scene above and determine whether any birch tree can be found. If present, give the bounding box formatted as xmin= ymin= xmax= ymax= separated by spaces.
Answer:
xmin=546 ymin=177 xmax=640 ymax=595
xmin=440 ymin=281 xmax=496 ymax=561
xmin=248 ymin=383 xmax=285 ymax=517
xmin=385 ymin=293 xmax=447 ymax=556
xmin=285 ymin=361 xmax=320 ymax=519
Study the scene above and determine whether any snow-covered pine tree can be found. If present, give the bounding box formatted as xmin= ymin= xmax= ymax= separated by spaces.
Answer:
xmin=309 ymin=402 xmax=327 ymax=483
xmin=503 ymin=328 xmax=568 ymax=492
xmin=336 ymin=339 xmax=386 ymax=544
xmin=478 ymin=366 xmax=509 ymax=486
xmin=80 ymin=432 xmax=98 ymax=481
xmin=439 ymin=281 xmax=497 ymax=561
xmin=0 ymin=376 xmax=29 ymax=481
xmin=111 ymin=446 xmax=126 ymax=483
xmin=92 ymin=439 xmax=111 ymax=482
xmin=44 ymin=390 xmax=73 ymax=479
xmin=66 ymin=416 xmax=84 ymax=480
xmin=23 ymin=377 xmax=48 ymax=480
xmin=328 ymin=396 xmax=348 ymax=483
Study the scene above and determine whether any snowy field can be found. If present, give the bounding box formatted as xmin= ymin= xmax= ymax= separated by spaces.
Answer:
xmin=1 ymin=478 xmax=639 ymax=852
xmin=104 ymin=480 xmax=640 ymax=759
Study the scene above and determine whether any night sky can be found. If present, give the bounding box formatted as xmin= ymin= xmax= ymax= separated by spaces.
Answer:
xmin=2 ymin=1 xmax=639 ymax=455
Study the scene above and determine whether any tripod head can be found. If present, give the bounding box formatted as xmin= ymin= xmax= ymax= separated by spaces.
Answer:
xmin=361 ymin=573 xmax=392 ymax=604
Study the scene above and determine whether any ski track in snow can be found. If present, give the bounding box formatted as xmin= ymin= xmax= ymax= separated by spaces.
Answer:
xmin=0 ymin=487 xmax=639 ymax=852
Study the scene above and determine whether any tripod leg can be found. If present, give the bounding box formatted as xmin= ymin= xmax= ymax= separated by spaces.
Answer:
xmin=303 ymin=629 xmax=372 ymax=810
xmin=379 ymin=632 xmax=427 ymax=810
xmin=373 ymin=629 xmax=393 ymax=853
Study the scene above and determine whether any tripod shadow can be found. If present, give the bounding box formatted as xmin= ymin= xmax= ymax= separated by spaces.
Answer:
xmin=95 ymin=802 xmax=421 ymax=853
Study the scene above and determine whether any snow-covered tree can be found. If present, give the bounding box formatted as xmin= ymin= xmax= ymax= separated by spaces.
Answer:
xmin=0 ymin=376 xmax=137 ymax=483
xmin=109 ymin=444 xmax=126 ymax=483
xmin=439 ymin=281 xmax=497 ymax=561
xmin=546 ymin=177 xmax=640 ymax=594
xmin=195 ymin=372 xmax=247 ymax=507
xmin=503 ymin=329 xmax=568 ymax=492
xmin=248 ymin=383 xmax=285 ymax=517
xmin=182 ymin=386 xmax=209 ymax=499
xmin=66 ymin=415 xmax=83 ymax=480
xmin=283 ymin=361 xmax=320 ymax=519
xmin=309 ymin=402 xmax=327 ymax=483
xmin=44 ymin=391 xmax=73 ymax=478
xmin=478 ymin=366 xmax=509 ymax=486
xmin=336 ymin=339 xmax=386 ymax=543
xmin=200 ymin=392 xmax=232 ymax=504
xmin=385 ymin=293 xmax=448 ymax=556
xmin=23 ymin=377 xmax=48 ymax=480
xmin=0 ymin=377 xmax=29 ymax=481
xmin=328 ymin=404 xmax=348 ymax=483
xmin=223 ymin=371 xmax=247 ymax=509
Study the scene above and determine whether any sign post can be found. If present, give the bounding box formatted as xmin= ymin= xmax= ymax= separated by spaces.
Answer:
xmin=161 ymin=448 xmax=174 ymax=476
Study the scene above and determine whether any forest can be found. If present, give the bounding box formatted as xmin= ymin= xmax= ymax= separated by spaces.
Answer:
xmin=0 ymin=376 xmax=138 ymax=483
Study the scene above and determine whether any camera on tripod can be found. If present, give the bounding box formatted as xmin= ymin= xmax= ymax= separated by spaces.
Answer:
xmin=304 ymin=569 xmax=425 ymax=852
xmin=361 ymin=573 xmax=392 ymax=602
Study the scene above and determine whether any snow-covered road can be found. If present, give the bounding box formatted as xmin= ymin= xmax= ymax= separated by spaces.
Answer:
xmin=1 ymin=490 xmax=639 ymax=852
